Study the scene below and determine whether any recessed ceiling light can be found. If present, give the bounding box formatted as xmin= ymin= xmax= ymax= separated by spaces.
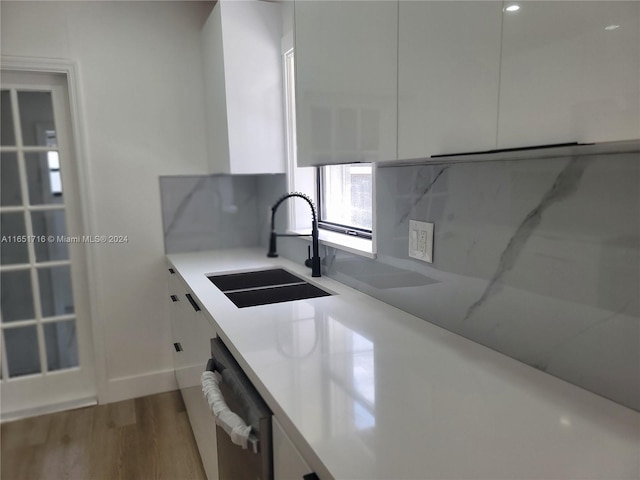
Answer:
xmin=504 ymin=4 xmax=520 ymax=12
xmin=605 ymin=24 xmax=620 ymax=31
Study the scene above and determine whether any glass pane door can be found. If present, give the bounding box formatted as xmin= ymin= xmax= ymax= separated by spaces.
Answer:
xmin=0 ymin=71 xmax=95 ymax=418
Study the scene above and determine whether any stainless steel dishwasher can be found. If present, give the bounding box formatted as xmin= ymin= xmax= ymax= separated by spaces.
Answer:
xmin=203 ymin=337 xmax=272 ymax=480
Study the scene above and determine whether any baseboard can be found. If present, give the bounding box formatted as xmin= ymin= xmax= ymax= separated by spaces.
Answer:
xmin=1 ymin=371 xmax=178 ymax=421
xmin=1 ymin=396 xmax=97 ymax=423
xmin=105 ymin=369 xmax=177 ymax=404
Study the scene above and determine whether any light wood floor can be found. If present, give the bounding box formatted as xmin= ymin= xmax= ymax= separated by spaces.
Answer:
xmin=1 ymin=390 xmax=207 ymax=480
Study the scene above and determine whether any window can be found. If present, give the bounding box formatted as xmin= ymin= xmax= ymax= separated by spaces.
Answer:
xmin=317 ymin=164 xmax=373 ymax=238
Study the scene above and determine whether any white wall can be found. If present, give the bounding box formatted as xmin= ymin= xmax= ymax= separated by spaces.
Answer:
xmin=1 ymin=1 xmax=213 ymax=402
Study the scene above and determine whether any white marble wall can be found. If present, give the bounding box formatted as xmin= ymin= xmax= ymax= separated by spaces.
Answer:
xmin=282 ymin=152 xmax=640 ymax=411
xmin=159 ymin=174 xmax=286 ymax=253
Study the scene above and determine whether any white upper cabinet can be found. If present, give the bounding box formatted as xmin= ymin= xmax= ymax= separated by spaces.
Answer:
xmin=498 ymin=1 xmax=640 ymax=149
xmin=201 ymin=0 xmax=285 ymax=174
xmin=398 ymin=1 xmax=503 ymax=160
xmin=294 ymin=0 xmax=398 ymax=166
xmin=294 ymin=1 xmax=639 ymax=166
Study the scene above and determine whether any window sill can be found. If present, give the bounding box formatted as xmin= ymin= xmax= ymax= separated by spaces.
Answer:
xmin=287 ymin=228 xmax=376 ymax=259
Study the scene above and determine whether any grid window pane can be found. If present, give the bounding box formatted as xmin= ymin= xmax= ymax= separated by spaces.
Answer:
xmin=18 ymin=91 xmax=56 ymax=147
xmin=38 ymin=266 xmax=74 ymax=317
xmin=25 ymin=152 xmax=63 ymax=205
xmin=0 ymin=212 xmax=29 ymax=265
xmin=31 ymin=210 xmax=69 ymax=262
xmin=1 ymin=152 xmax=22 ymax=206
xmin=44 ymin=320 xmax=78 ymax=371
xmin=1 ymin=90 xmax=16 ymax=146
xmin=1 ymin=270 xmax=35 ymax=322
xmin=4 ymin=326 xmax=41 ymax=377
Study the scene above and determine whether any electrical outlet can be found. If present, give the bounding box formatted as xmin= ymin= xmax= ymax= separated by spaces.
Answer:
xmin=408 ymin=220 xmax=434 ymax=263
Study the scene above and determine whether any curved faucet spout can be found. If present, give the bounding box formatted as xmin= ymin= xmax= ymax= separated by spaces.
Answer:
xmin=267 ymin=192 xmax=321 ymax=277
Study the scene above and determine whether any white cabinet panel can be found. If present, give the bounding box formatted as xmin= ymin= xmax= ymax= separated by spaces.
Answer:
xmin=294 ymin=0 xmax=397 ymax=166
xmin=201 ymin=0 xmax=285 ymax=174
xmin=201 ymin=5 xmax=230 ymax=174
xmin=498 ymin=1 xmax=640 ymax=148
xmin=167 ymin=269 xmax=218 ymax=480
xmin=398 ymin=1 xmax=502 ymax=160
xmin=273 ymin=417 xmax=314 ymax=480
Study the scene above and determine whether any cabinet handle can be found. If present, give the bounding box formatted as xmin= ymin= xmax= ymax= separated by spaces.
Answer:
xmin=303 ymin=474 xmax=319 ymax=480
xmin=185 ymin=293 xmax=201 ymax=312
xmin=173 ymin=342 xmax=183 ymax=352
xmin=168 ymin=268 xmax=175 ymax=274
xmin=170 ymin=295 xmax=179 ymax=302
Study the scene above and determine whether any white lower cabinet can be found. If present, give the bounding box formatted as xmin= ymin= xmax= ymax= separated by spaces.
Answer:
xmin=169 ymin=267 xmax=318 ymax=480
xmin=168 ymin=268 xmax=218 ymax=480
xmin=273 ymin=417 xmax=316 ymax=480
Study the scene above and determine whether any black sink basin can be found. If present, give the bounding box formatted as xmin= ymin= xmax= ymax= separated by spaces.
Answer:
xmin=207 ymin=268 xmax=333 ymax=308
xmin=208 ymin=268 xmax=302 ymax=291
xmin=224 ymin=283 xmax=331 ymax=308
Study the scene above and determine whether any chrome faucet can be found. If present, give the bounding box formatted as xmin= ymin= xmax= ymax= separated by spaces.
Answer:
xmin=267 ymin=192 xmax=321 ymax=277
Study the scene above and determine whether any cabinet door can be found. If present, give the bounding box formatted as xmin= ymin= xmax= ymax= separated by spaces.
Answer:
xmin=222 ymin=0 xmax=285 ymax=174
xmin=201 ymin=0 xmax=285 ymax=175
xmin=294 ymin=0 xmax=398 ymax=166
xmin=273 ymin=417 xmax=314 ymax=480
xmin=498 ymin=1 xmax=640 ymax=148
xmin=180 ymin=307 xmax=219 ymax=480
xmin=398 ymin=1 xmax=502 ymax=160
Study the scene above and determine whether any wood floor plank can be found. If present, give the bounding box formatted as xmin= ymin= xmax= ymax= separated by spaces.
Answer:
xmin=1 ymin=390 xmax=207 ymax=480
xmin=106 ymin=398 xmax=136 ymax=429
xmin=155 ymin=393 xmax=206 ymax=480
xmin=41 ymin=407 xmax=94 ymax=480
xmin=90 ymin=416 xmax=124 ymax=480
xmin=163 ymin=409 xmax=206 ymax=480
xmin=134 ymin=394 xmax=162 ymax=479
xmin=1 ymin=444 xmax=46 ymax=479
xmin=1 ymin=412 xmax=51 ymax=448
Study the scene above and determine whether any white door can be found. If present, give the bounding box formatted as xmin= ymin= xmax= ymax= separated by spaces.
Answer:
xmin=0 ymin=70 xmax=96 ymax=419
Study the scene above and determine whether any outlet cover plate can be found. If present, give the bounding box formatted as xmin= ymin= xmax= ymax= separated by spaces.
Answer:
xmin=409 ymin=220 xmax=434 ymax=263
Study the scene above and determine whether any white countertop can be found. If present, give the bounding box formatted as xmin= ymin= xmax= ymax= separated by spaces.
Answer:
xmin=168 ymin=248 xmax=640 ymax=480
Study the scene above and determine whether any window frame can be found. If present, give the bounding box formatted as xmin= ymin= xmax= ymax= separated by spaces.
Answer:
xmin=316 ymin=165 xmax=373 ymax=240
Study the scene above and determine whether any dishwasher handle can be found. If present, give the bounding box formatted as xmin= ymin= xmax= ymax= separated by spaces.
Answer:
xmin=201 ymin=366 xmax=259 ymax=453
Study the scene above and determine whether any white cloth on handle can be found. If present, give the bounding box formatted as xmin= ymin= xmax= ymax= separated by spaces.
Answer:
xmin=201 ymin=370 xmax=252 ymax=449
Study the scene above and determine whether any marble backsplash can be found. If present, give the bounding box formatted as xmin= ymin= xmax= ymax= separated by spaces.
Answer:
xmin=159 ymin=174 xmax=286 ymax=254
xmin=279 ymin=151 xmax=640 ymax=411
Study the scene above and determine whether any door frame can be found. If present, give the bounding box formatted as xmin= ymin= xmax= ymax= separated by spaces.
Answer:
xmin=1 ymin=55 xmax=108 ymax=411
